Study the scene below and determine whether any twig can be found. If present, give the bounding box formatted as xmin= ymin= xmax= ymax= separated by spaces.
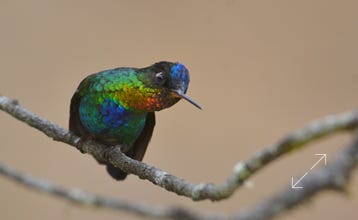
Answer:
xmin=0 ymin=95 xmax=358 ymax=202
xmin=1 ymin=133 xmax=357 ymax=220
xmin=232 ymin=131 xmax=358 ymax=220
xmin=0 ymin=163 xmax=223 ymax=220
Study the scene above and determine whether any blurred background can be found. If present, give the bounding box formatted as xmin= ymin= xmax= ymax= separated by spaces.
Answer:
xmin=1 ymin=0 xmax=357 ymax=219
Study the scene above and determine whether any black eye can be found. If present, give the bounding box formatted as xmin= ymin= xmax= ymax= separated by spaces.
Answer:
xmin=155 ymin=72 xmax=166 ymax=86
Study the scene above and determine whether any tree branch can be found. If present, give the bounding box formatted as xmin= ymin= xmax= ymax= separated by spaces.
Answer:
xmin=1 ymin=132 xmax=357 ymax=220
xmin=231 ymin=131 xmax=358 ymax=220
xmin=0 ymin=163 xmax=222 ymax=220
xmin=1 ymin=95 xmax=357 ymax=202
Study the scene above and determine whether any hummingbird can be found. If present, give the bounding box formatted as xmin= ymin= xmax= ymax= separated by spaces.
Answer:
xmin=69 ymin=61 xmax=201 ymax=180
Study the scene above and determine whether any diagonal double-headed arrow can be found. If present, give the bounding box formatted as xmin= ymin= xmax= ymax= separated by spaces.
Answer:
xmin=291 ymin=154 xmax=327 ymax=189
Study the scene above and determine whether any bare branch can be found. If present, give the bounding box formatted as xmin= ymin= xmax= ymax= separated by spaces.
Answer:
xmin=1 ymin=95 xmax=358 ymax=202
xmin=0 ymin=163 xmax=224 ymax=220
xmin=232 ymin=131 xmax=358 ymax=220
xmin=1 ymin=94 xmax=358 ymax=220
xmin=1 ymin=133 xmax=357 ymax=220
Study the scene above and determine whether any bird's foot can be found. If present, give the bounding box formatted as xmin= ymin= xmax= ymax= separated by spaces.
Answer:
xmin=118 ymin=144 xmax=131 ymax=153
xmin=102 ymin=145 xmax=117 ymax=161
xmin=75 ymin=135 xmax=94 ymax=153
xmin=102 ymin=144 xmax=129 ymax=161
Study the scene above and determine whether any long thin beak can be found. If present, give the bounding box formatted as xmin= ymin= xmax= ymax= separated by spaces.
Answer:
xmin=172 ymin=90 xmax=202 ymax=110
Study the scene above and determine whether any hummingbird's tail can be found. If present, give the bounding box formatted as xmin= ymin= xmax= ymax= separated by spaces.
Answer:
xmin=106 ymin=163 xmax=128 ymax=180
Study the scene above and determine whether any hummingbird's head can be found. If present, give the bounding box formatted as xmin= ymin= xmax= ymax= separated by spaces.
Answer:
xmin=147 ymin=61 xmax=201 ymax=110
xmin=134 ymin=61 xmax=201 ymax=111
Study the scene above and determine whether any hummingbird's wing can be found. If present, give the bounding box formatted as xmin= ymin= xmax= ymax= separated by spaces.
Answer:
xmin=69 ymin=88 xmax=87 ymax=136
xmin=131 ymin=112 xmax=156 ymax=161
xmin=106 ymin=112 xmax=155 ymax=180
xmin=69 ymin=74 xmax=95 ymax=137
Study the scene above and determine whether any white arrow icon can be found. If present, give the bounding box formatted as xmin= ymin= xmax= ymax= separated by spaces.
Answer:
xmin=310 ymin=154 xmax=327 ymax=170
xmin=291 ymin=154 xmax=327 ymax=189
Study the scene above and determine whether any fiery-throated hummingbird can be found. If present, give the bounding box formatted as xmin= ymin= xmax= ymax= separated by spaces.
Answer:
xmin=69 ymin=61 xmax=200 ymax=180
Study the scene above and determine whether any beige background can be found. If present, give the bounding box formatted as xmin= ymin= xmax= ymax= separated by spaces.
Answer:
xmin=1 ymin=1 xmax=357 ymax=219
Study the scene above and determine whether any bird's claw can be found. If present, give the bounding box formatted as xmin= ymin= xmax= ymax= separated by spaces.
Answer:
xmin=75 ymin=135 xmax=94 ymax=154
xmin=75 ymin=139 xmax=86 ymax=153
xmin=102 ymin=144 xmax=128 ymax=161
xmin=118 ymin=144 xmax=130 ymax=153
